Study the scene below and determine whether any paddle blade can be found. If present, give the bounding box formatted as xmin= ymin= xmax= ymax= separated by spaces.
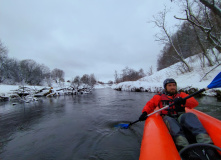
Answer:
xmin=114 ymin=123 xmax=130 ymax=129
xmin=207 ymin=72 xmax=221 ymax=89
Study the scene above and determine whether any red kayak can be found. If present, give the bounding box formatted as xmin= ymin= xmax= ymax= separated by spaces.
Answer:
xmin=139 ymin=108 xmax=221 ymax=160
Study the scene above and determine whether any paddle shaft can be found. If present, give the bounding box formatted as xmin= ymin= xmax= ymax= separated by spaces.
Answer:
xmin=129 ymin=120 xmax=140 ymax=126
xmin=182 ymin=88 xmax=207 ymax=100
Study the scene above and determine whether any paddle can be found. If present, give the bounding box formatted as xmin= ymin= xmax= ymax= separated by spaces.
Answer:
xmin=115 ymin=72 xmax=221 ymax=129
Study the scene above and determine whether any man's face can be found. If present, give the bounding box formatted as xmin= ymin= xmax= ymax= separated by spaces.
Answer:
xmin=166 ymin=83 xmax=177 ymax=95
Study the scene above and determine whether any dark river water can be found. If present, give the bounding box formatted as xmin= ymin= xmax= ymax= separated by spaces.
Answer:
xmin=0 ymin=88 xmax=221 ymax=160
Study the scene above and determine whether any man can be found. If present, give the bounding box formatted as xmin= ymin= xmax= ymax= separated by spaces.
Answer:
xmin=139 ymin=78 xmax=220 ymax=159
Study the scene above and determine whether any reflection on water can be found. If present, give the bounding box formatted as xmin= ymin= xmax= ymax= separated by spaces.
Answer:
xmin=0 ymin=88 xmax=220 ymax=160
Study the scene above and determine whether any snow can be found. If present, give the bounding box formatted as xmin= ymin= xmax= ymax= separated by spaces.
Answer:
xmin=0 ymin=85 xmax=44 ymax=97
xmin=94 ymin=84 xmax=112 ymax=89
xmin=111 ymin=52 xmax=221 ymax=96
xmin=0 ymin=82 xmax=108 ymax=97
xmin=0 ymin=51 xmax=220 ymax=97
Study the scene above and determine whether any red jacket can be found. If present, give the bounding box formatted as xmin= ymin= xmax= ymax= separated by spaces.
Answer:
xmin=142 ymin=92 xmax=199 ymax=114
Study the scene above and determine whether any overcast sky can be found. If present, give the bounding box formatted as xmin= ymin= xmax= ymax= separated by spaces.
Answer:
xmin=0 ymin=0 xmax=181 ymax=82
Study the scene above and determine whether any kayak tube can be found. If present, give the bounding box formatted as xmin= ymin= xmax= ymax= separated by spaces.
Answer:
xmin=186 ymin=108 xmax=221 ymax=152
xmin=139 ymin=108 xmax=221 ymax=160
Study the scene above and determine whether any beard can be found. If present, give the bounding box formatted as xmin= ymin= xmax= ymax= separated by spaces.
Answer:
xmin=166 ymin=89 xmax=177 ymax=95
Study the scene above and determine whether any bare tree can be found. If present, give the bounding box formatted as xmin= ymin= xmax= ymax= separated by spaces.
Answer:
xmin=19 ymin=59 xmax=39 ymax=84
xmin=115 ymin=67 xmax=146 ymax=83
xmin=114 ymin=70 xmax=120 ymax=83
xmin=0 ymin=40 xmax=8 ymax=83
xmin=79 ymin=74 xmax=97 ymax=88
xmin=89 ymin=74 xmax=97 ymax=87
xmin=185 ymin=1 xmax=214 ymax=66
xmin=0 ymin=40 xmax=65 ymax=85
xmin=108 ymin=80 xmax=113 ymax=84
xmin=153 ymin=7 xmax=191 ymax=72
xmin=81 ymin=74 xmax=90 ymax=85
xmin=72 ymin=76 xmax=81 ymax=89
xmin=192 ymin=25 xmax=214 ymax=66
xmin=39 ymin=64 xmax=51 ymax=86
xmin=174 ymin=0 xmax=221 ymax=52
xmin=4 ymin=58 xmax=21 ymax=84
xmin=171 ymin=0 xmax=221 ymax=18
xmin=51 ymin=68 xmax=65 ymax=83
xmin=147 ymin=66 xmax=154 ymax=76
xmin=139 ymin=68 xmax=146 ymax=77
xmin=199 ymin=0 xmax=221 ymax=18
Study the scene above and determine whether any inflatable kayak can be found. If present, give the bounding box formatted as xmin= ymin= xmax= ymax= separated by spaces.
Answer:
xmin=139 ymin=108 xmax=221 ymax=160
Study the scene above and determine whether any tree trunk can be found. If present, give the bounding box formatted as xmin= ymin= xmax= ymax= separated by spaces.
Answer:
xmin=193 ymin=25 xmax=214 ymax=66
xmin=199 ymin=0 xmax=221 ymax=19
xmin=164 ymin=27 xmax=192 ymax=72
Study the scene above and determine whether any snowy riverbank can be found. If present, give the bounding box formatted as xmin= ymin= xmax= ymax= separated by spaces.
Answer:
xmin=112 ymin=54 xmax=221 ymax=97
xmin=0 ymin=83 xmax=93 ymax=103
xmin=0 ymin=54 xmax=220 ymax=100
xmin=0 ymin=83 xmax=110 ymax=97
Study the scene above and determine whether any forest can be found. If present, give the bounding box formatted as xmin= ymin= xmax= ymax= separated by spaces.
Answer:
xmin=114 ymin=0 xmax=221 ymax=83
xmin=0 ymin=44 xmax=64 ymax=86
xmin=0 ymin=42 xmax=97 ymax=87
xmin=156 ymin=0 xmax=221 ymax=72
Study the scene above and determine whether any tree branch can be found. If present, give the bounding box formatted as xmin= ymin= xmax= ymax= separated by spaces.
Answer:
xmin=175 ymin=9 xmax=221 ymax=51
xmin=199 ymin=0 xmax=221 ymax=19
xmin=200 ymin=63 xmax=221 ymax=82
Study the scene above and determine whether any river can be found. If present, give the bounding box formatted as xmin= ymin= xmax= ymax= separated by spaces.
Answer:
xmin=0 ymin=88 xmax=220 ymax=160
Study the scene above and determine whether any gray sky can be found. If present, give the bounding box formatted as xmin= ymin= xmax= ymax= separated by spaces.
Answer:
xmin=0 ymin=0 xmax=181 ymax=82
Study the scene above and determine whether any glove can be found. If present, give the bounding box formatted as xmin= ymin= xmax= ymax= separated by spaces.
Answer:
xmin=174 ymin=97 xmax=186 ymax=106
xmin=174 ymin=97 xmax=186 ymax=112
xmin=139 ymin=112 xmax=148 ymax=121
